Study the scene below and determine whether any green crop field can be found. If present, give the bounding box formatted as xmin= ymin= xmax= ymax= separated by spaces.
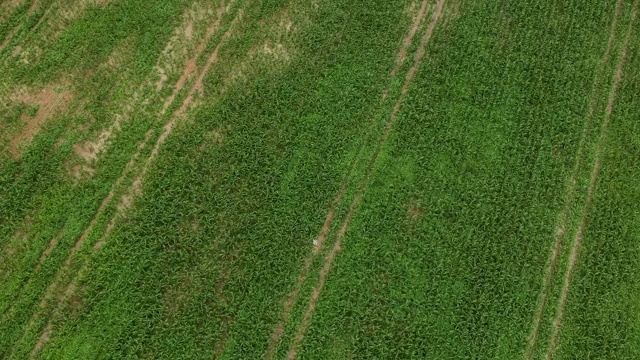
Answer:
xmin=1 ymin=0 xmax=639 ymax=358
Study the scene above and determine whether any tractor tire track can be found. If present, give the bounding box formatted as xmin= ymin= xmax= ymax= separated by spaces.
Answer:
xmin=160 ymin=2 xmax=228 ymax=115
xmin=26 ymin=6 xmax=243 ymax=357
xmin=286 ymin=1 xmax=445 ymax=358
xmin=24 ymin=6 xmax=242 ymax=356
xmin=263 ymin=1 xmax=432 ymax=357
xmin=523 ymin=1 xmax=624 ymax=358
xmin=543 ymin=5 xmax=636 ymax=359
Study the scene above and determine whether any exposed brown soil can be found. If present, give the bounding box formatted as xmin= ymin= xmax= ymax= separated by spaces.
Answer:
xmin=84 ymin=4 xmax=241 ymax=260
xmin=90 ymin=132 xmax=152 ymax=252
xmin=1 ymin=0 xmax=25 ymax=16
xmin=523 ymin=1 xmax=623 ymax=358
xmin=161 ymin=3 xmax=227 ymax=115
xmin=27 ymin=0 xmax=39 ymax=13
xmin=214 ymin=330 xmax=229 ymax=358
xmin=0 ymin=26 xmax=18 ymax=52
xmin=260 ymin=41 xmax=290 ymax=61
xmin=9 ymin=85 xmax=73 ymax=158
xmin=74 ymin=87 xmax=141 ymax=163
xmin=213 ymin=320 xmax=232 ymax=358
xmin=155 ymin=66 xmax=169 ymax=91
xmin=117 ymin=177 xmax=142 ymax=211
xmin=177 ymin=11 xmax=242 ymax=116
xmin=30 ymin=131 xmax=151 ymax=338
xmin=31 ymin=254 xmax=92 ymax=357
xmin=69 ymin=163 xmax=96 ymax=182
xmin=185 ymin=22 xmax=194 ymax=39
xmin=0 ymin=0 xmax=41 ymax=51
xmin=543 ymin=7 xmax=635 ymax=359
xmin=285 ymin=2 xmax=445 ymax=358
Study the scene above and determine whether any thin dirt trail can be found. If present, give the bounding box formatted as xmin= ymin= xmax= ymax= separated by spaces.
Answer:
xmin=9 ymin=85 xmax=73 ymax=158
xmin=176 ymin=10 xmax=242 ymax=116
xmin=74 ymin=2 xmax=228 ymax=163
xmin=145 ymin=10 xmax=241 ymax=174
xmin=262 ymin=1 xmax=432 ymax=357
xmin=543 ymin=6 xmax=636 ymax=359
xmin=160 ymin=2 xmax=228 ymax=115
xmin=0 ymin=26 xmax=19 ymax=52
xmin=24 ymin=132 xmax=148 ymax=330
xmin=34 ymin=232 xmax=61 ymax=272
xmin=523 ymin=1 xmax=623 ymax=358
xmin=28 ymin=324 xmax=51 ymax=359
xmin=286 ymin=1 xmax=446 ymax=358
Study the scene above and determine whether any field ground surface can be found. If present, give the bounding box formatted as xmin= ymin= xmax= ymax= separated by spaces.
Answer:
xmin=1 ymin=0 xmax=639 ymax=359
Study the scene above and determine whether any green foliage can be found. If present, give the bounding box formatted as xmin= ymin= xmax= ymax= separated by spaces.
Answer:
xmin=1 ymin=0 xmax=639 ymax=358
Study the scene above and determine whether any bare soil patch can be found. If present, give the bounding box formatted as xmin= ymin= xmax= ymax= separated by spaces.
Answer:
xmin=1 ymin=0 xmax=25 ymax=16
xmin=0 ymin=26 xmax=19 ymax=52
xmin=9 ymin=85 xmax=73 ymax=158
xmin=27 ymin=0 xmax=39 ymax=13
xmin=185 ymin=21 xmax=193 ymax=39
xmin=155 ymin=66 xmax=169 ymax=91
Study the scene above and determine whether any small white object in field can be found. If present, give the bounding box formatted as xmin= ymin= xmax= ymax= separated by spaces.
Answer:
xmin=312 ymin=238 xmax=318 ymax=246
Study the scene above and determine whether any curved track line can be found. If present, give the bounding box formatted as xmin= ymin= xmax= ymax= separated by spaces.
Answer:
xmin=543 ymin=6 xmax=636 ymax=359
xmin=262 ymin=1 xmax=432 ymax=357
xmin=523 ymin=1 xmax=624 ymax=358
xmin=285 ymin=1 xmax=445 ymax=358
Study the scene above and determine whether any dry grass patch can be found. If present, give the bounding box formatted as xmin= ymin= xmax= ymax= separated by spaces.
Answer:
xmin=406 ymin=199 xmax=423 ymax=224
